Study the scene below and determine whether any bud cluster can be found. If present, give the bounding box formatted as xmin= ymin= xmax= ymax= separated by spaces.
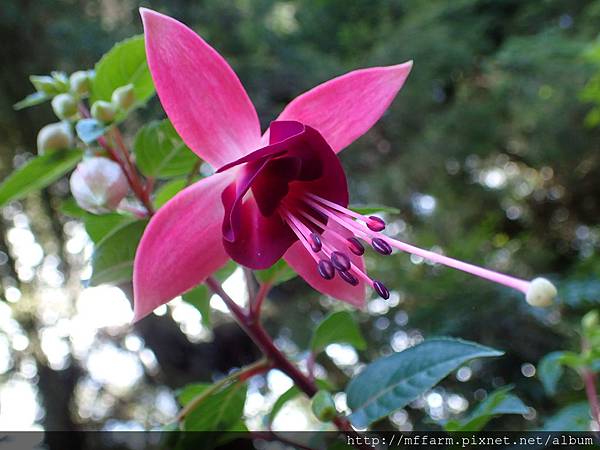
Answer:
xmin=90 ymin=84 xmax=135 ymax=124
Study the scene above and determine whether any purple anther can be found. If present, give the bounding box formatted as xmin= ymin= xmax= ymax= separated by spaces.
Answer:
xmin=317 ymin=259 xmax=335 ymax=280
xmin=309 ymin=232 xmax=322 ymax=252
xmin=373 ymin=280 xmax=390 ymax=299
xmin=330 ymin=251 xmax=351 ymax=271
xmin=371 ymin=237 xmax=392 ymax=255
xmin=347 ymin=237 xmax=365 ymax=256
xmin=367 ymin=215 xmax=386 ymax=232
xmin=338 ymin=270 xmax=359 ymax=286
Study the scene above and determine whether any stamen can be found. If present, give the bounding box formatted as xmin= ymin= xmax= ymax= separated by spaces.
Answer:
xmin=330 ymin=251 xmax=351 ymax=271
xmin=318 ymin=259 xmax=335 ymax=280
xmin=367 ymin=216 xmax=386 ymax=232
xmin=372 ymin=237 xmax=392 ymax=255
xmin=347 ymin=237 xmax=365 ymax=256
xmin=309 ymin=232 xmax=322 ymax=252
xmin=338 ymin=270 xmax=359 ymax=286
xmin=373 ymin=280 xmax=390 ymax=299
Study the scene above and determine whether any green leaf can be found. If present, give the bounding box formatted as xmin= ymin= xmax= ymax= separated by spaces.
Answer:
xmin=83 ymin=212 xmax=137 ymax=244
xmin=255 ymin=259 xmax=297 ymax=286
xmin=541 ymin=402 xmax=591 ymax=431
xmin=182 ymin=285 xmax=212 ymax=327
xmin=311 ymin=310 xmax=366 ymax=353
xmin=444 ymin=387 xmax=528 ymax=432
xmin=90 ymin=220 xmax=147 ymax=285
xmin=349 ymin=204 xmax=400 ymax=215
xmin=92 ymin=35 xmax=154 ymax=106
xmin=154 ymin=178 xmax=195 ymax=209
xmin=345 ymin=338 xmax=503 ymax=428
xmin=76 ymin=118 xmax=106 ymax=144
xmin=538 ymin=351 xmax=567 ymax=396
xmin=134 ymin=120 xmax=198 ymax=179
xmin=268 ymin=385 xmax=301 ymax=425
xmin=0 ymin=149 xmax=83 ymax=208
xmin=179 ymin=382 xmax=247 ymax=431
xmin=14 ymin=92 xmax=50 ymax=110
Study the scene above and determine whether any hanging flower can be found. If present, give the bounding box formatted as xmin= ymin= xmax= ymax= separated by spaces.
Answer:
xmin=133 ymin=9 xmax=556 ymax=321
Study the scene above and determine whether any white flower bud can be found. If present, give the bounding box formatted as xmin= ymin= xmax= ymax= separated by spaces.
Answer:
xmin=526 ymin=277 xmax=557 ymax=307
xmin=91 ymin=100 xmax=117 ymax=123
xmin=51 ymin=93 xmax=78 ymax=120
xmin=111 ymin=84 xmax=135 ymax=110
xmin=70 ymin=157 xmax=129 ymax=214
xmin=37 ymin=122 xmax=74 ymax=154
xmin=69 ymin=70 xmax=92 ymax=96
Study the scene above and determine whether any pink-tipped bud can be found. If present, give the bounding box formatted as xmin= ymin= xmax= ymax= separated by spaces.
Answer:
xmin=331 ymin=251 xmax=351 ymax=271
xmin=318 ymin=259 xmax=335 ymax=280
xmin=70 ymin=157 xmax=129 ymax=214
xmin=367 ymin=216 xmax=386 ymax=232
xmin=347 ymin=237 xmax=365 ymax=256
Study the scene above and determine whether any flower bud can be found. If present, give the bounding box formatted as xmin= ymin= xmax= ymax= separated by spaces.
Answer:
xmin=525 ymin=277 xmax=557 ymax=307
xmin=310 ymin=390 xmax=337 ymax=422
xmin=37 ymin=122 xmax=74 ymax=154
xmin=69 ymin=70 xmax=92 ymax=96
xmin=70 ymin=157 xmax=129 ymax=213
xmin=582 ymin=311 xmax=599 ymax=334
xmin=51 ymin=93 xmax=78 ymax=120
xmin=30 ymin=75 xmax=61 ymax=96
xmin=91 ymin=100 xmax=116 ymax=123
xmin=111 ymin=84 xmax=135 ymax=110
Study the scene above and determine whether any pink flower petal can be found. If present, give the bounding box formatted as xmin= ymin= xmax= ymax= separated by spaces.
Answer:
xmin=141 ymin=8 xmax=261 ymax=168
xmin=284 ymin=225 xmax=366 ymax=308
xmin=277 ymin=62 xmax=413 ymax=153
xmin=133 ymin=171 xmax=234 ymax=321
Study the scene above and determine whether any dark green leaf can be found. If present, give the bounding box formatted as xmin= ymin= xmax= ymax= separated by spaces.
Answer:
xmin=0 ymin=150 xmax=83 ymax=208
xmin=255 ymin=259 xmax=297 ymax=286
xmin=92 ymin=35 xmax=154 ymax=106
xmin=311 ymin=310 xmax=366 ymax=353
xmin=444 ymin=387 xmax=528 ymax=432
xmin=83 ymin=212 xmax=137 ymax=244
xmin=154 ymin=178 xmax=197 ymax=209
xmin=14 ymin=92 xmax=50 ymax=110
xmin=541 ymin=402 xmax=591 ymax=431
xmin=76 ymin=119 xmax=106 ymax=144
xmin=90 ymin=220 xmax=147 ymax=285
xmin=179 ymin=382 xmax=247 ymax=431
xmin=346 ymin=338 xmax=503 ymax=428
xmin=134 ymin=120 xmax=198 ymax=179
xmin=538 ymin=351 xmax=567 ymax=396
xmin=182 ymin=285 xmax=212 ymax=327
xmin=349 ymin=204 xmax=400 ymax=215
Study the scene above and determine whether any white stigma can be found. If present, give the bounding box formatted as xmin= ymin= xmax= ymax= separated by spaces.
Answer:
xmin=525 ymin=277 xmax=557 ymax=307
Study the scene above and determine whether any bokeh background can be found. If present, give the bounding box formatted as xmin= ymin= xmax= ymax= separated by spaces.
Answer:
xmin=1 ymin=0 xmax=600 ymax=442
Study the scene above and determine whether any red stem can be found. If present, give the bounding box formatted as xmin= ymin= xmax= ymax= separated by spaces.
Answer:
xmin=582 ymin=369 xmax=600 ymax=427
xmin=204 ymin=276 xmax=367 ymax=447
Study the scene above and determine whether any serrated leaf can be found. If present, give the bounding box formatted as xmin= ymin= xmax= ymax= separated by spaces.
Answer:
xmin=541 ymin=402 xmax=591 ymax=431
xmin=134 ymin=119 xmax=198 ymax=179
xmin=182 ymin=285 xmax=212 ymax=327
xmin=0 ymin=149 xmax=83 ymax=208
xmin=91 ymin=35 xmax=154 ymax=106
xmin=14 ymin=92 xmax=50 ymax=110
xmin=255 ymin=259 xmax=297 ymax=286
xmin=346 ymin=338 xmax=503 ymax=428
xmin=445 ymin=387 xmax=528 ymax=432
xmin=76 ymin=119 xmax=106 ymax=144
xmin=179 ymin=382 xmax=247 ymax=431
xmin=349 ymin=204 xmax=400 ymax=215
xmin=90 ymin=220 xmax=147 ymax=285
xmin=311 ymin=310 xmax=366 ymax=353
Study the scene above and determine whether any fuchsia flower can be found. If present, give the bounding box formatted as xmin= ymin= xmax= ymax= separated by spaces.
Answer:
xmin=133 ymin=9 xmax=556 ymax=321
